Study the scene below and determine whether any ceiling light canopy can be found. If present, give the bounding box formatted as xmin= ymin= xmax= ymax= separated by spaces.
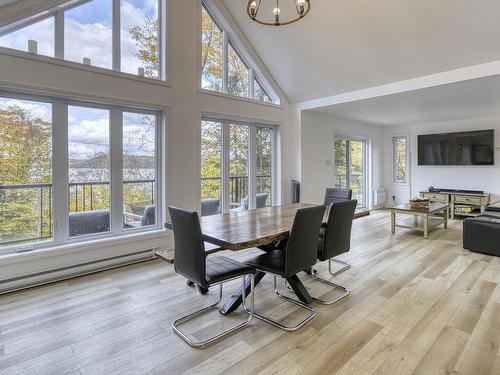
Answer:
xmin=247 ymin=0 xmax=310 ymax=26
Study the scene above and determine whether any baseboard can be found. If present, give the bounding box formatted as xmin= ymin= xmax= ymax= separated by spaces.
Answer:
xmin=0 ymin=250 xmax=156 ymax=294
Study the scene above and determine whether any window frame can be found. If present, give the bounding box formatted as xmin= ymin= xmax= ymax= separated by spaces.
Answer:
xmin=0 ymin=0 xmax=167 ymax=81
xmin=200 ymin=2 xmax=280 ymax=105
xmin=200 ymin=116 xmax=277 ymax=214
xmin=0 ymin=90 xmax=164 ymax=256
xmin=392 ymin=135 xmax=409 ymax=185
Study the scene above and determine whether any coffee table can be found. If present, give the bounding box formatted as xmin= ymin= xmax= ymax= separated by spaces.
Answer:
xmin=390 ymin=202 xmax=448 ymax=239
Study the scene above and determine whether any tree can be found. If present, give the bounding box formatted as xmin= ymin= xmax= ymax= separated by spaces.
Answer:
xmin=201 ymin=7 xmax=223 ymax=91
xmin=0 ymin=105 xmax=52 ymax=243
xmin=129 ymin=17 xmax=159 ymax=78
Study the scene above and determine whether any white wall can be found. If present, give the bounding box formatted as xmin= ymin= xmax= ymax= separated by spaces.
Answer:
xmin=300 ymin=110 xmax=384 ymax=207
xmin=384 ymin=116 xmax=500 ymax=205
xmin=0 ymin=0 xmax=293 ymax=290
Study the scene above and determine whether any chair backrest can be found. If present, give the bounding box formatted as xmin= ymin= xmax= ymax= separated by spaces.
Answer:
xmin=256 ymin=193 xmax=268 ymax=208
xmin=319 ymin=200 xmax=357 ymax=261
xmin=69 ymin=210 xmax=110 ymax=237
xmin=201 ymin=198 xmax=221 ymax=217
xmin=291 ymin=179 xmax=300 ymax=204
xmin=284 ymin=205 xmax=325 ymax=277
xmin=168 ymin=206 xmax=207 ymax=288
xmin=141 ymin=205 xmax=156 ymax=226
xmin=324 ymin=188 xmax=352 ymax=206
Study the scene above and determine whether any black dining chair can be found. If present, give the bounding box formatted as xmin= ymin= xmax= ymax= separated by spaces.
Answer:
xmin=323 ymin=188 xmax=352 ymax=206
xmin=168 ymin=206 xmax=255 ymax=348
xmin=244 ymin=205 xmax=325 ymax=331
xmin=311 ymin=199 xmax=357 ymax=304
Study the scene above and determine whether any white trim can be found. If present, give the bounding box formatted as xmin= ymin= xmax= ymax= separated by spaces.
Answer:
xmin=199 ymin=88 xmax=283 ymax=109
xmin=54 ymin=10 xmax=64 ymax=58
xmin=112 ymin=0 xmax=120 ymax=72
xmin=0 ymin=228 xmax=168 ymax=266
xmin=0 ymin=80 xmax=170 ymax=112
xmin=0 ymin=47 xmax=171 ymax=87
xmin=110 ymin=107 xmax=123 ymax=233
xmin=159 ymin=0 xmax=168 ymax=81
xmin=249 ymin=125 xmax=257 ymax=209
xmin=52 ymin=100 xmax=69 ymax=245
xmin=222 ymin=120 xmax=231 ymax=212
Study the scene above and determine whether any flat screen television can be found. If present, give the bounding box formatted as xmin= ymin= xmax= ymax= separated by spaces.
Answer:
xmin=418 ymin=129 xmax=495 ymax=166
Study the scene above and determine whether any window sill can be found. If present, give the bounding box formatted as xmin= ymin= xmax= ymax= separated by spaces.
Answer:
xmin=0 ymin=47 xmax=171 ymax=88
xmin=198 ymin=88 xmax=284 ymax=109
xmin=0 ymin=228 xmax=169 ymax=265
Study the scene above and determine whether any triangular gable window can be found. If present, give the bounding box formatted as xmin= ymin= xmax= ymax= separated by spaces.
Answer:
xmin=201 ymin=2 xmax=280 ymax=105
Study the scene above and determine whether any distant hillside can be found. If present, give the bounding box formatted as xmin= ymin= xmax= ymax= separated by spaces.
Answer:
xmin=69 ymin=154 xmax=155 ymax=169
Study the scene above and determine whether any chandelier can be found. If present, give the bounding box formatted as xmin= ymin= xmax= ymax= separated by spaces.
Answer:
xmin=247 ymin=0 xmax=311 ymax=26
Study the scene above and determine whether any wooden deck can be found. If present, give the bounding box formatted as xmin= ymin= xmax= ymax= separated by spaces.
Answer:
xmin=1 ymin=210 xmax=499 ymax=375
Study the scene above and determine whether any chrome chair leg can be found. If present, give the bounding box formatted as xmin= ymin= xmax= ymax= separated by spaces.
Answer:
xmin=329 ymin=258 xmax=350 ymax=277
xmin=310 ymin=268 xmax=350 ymax=305
xmin=172 ymin=274 xmax=254 ymax=348
xmin=244 ymin=276 xmax=316 ymax=332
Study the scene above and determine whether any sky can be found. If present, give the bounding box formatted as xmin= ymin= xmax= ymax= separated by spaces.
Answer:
xmin=0 ymin=0 xmax=158 ymax=72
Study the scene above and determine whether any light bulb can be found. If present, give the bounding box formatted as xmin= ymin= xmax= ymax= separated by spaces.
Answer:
xmin=274 ymin=7 xmax=280 ymax=15
xmin=297 ymin=0 xmax=305 ymax=14
xmin=249 ymin=1 xmax=257 ymax=17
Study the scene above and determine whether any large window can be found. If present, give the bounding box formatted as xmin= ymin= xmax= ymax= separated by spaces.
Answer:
xmin=0 ymin=0 xmax=164 ymax=79
xmin=0 ymin=93 xmax=162 ymax=253
xmin=201 ymin=118 xmax=275 ymax=216
xmin=393 ymin=136 xmax=408 ymax=184
xmin=201 ymin=4 xmax=278 ymax=104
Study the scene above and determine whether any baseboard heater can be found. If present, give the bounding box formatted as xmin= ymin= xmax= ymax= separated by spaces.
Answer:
xmin=0 ymin=249 xmax=157 ymax=295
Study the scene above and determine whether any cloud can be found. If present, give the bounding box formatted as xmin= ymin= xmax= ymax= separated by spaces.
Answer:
xmin=0 ymin=17 xmax=54 ymax=56
xmin=0 ymin=98 xmax=52 ymax=122
xmin=64 ymin=19 xmax=113 ymax=68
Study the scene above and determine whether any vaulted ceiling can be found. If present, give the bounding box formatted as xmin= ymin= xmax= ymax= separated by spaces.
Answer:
xmin=223 ymin=0 xmax=500 ymax=104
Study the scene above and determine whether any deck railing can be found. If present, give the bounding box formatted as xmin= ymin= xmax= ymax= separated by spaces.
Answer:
xmin=201 ymin=175 xmax=271 ymax=206
xmin=0 ymin=179 xmax=155 ymax=246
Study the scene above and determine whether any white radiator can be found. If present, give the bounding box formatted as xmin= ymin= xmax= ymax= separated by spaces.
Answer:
xmin=373 ymin=189 xmax=387 ymax=206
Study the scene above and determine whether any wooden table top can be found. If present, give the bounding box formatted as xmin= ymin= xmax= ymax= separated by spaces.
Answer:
xmin=165 ymin=203 xmax=322 ymax=251
xmin=201 ymin=203 xmax=324 ymax=251
xmin=391 ymin=202 xmax=449 ymax=214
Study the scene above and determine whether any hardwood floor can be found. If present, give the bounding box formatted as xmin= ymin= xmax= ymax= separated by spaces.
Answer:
xmin=1 ymin=210 xmax=499 ymax=375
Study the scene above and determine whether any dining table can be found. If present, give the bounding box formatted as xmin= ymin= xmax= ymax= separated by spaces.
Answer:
xmin=165 ymin=203 xmax=327 ymax=315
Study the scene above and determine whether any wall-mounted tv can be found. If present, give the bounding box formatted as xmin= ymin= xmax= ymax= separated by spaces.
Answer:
xmin=418 ymin=129 xmax=495 ymax=166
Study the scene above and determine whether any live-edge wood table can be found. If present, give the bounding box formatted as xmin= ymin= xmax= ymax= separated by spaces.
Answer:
xmin=165 ymin=203 xmax=325 ymax=315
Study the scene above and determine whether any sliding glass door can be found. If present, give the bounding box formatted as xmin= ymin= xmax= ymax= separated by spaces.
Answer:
xmin=201 ymin=118 xmax=275 ymax=216
xmin=334 ymin=137 xmax=367 ymax=208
